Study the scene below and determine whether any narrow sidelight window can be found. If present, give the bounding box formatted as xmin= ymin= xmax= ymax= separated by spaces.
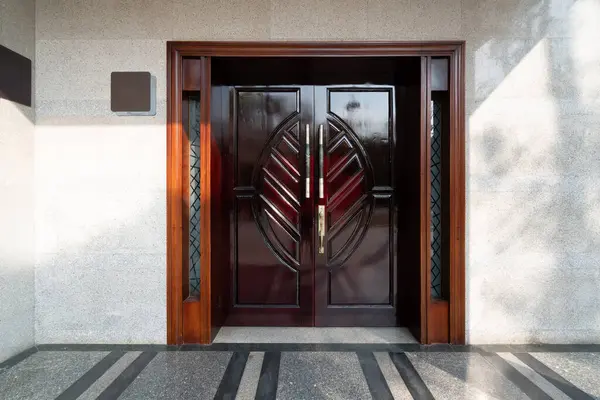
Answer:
xmin=430 ymin=99 xmax=443 ymax=298
xmin=188 ymin=95 xmax=201 ymax=297
xmin=430 ymin=58 xmax=450 ymax=300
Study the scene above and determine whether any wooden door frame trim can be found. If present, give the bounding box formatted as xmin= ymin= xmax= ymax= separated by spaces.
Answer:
xmin=166 ymin=41 xmax=466 ymax=345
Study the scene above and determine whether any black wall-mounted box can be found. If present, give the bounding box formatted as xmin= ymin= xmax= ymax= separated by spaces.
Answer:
xmin=0 ymin=45 xmax=32 ymax=107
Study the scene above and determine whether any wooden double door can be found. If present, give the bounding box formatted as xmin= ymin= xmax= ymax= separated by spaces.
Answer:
xmin=228 ymin=85 xmax=397 ymax=327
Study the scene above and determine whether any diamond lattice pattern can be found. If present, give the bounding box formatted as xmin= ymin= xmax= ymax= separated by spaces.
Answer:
xmin=189 ymin=97 xmax=201 ymax=297
xmin=430 ymin=100 xmax=443 ymax=299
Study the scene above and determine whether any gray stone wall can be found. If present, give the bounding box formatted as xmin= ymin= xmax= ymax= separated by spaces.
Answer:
xmin=34 ymin=0 xmax=600 ymax=344
xmin=465 ymin=0 xmax=600 ymax=343
xmin=0 ymin=0 xmax=36 ymax=362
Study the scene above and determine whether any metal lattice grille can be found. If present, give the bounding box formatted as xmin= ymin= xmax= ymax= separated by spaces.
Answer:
xmin=189 ymin=97 xmax=201 ymax=297
xmin=431 ymin=100 xmax=443 ymax=299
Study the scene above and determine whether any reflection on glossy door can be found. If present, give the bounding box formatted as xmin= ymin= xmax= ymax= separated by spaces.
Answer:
xmin=314 ymin=87 xmax=396 ymax=326
xmin=227 ymin=87 xmax=314 ymax=326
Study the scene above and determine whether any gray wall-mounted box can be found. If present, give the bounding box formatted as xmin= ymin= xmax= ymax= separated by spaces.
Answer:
xmin=111 ymin=71 xmax=156 ymax=116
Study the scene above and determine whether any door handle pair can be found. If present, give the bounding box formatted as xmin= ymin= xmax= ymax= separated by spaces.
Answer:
xmin=305 ymin=124 xmax=324 ymax=200
xmin=306 ymin=124 xmax=326 ymax=254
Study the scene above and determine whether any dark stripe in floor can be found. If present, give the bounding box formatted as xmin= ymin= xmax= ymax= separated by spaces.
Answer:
xmin=37 ymin=344 xmax=177 ymax=352
xmin=356 ymin=352 xmax=393 ymax=400
xmin=19 ymin=343 xmax=600 ymax=353
xmin=254 ymin=351 xmax=280 ymax=400
xmin=514 ymin=353 xmax=596 ymax=400
xmin=213 ymin=352 xmax=249 ymax=400
xmin=55 ymin=351 xmax=125 ymax=400
xmin=96 ymin=351 xmax=157 ymax=400
xmin=389 ymin=352 xmax=434 ymax=400
xmin=481 ymin=352 xmax=552 ymax=400
xmin=0 ymin=347 xmax=37 ymax=372
xmin=508 ymin=344 xmax=600 ymax=353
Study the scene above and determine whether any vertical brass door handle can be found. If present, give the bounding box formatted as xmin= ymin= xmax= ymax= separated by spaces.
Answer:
xmin=318 ymin=205 xmax=325 ymax=254
xmin=305 ymin=124 xmax=310 ymax=199
xmin=318 ymin=124 xmax=324 ymax=199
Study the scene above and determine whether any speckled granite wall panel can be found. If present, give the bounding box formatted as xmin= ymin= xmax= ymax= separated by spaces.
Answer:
xmin=0 ymin=0 xmax=35 ymax=363
xmin=33 ymin=0 xmax=600 ymax=344
xmin=463 ymin=0 xmax=600 ymax=343
xmin=34 ymin=33 xmax=167 ymax=343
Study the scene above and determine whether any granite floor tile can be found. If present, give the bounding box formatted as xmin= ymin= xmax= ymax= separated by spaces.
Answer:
xmin=0 ymin=351 xmax=108 ymax=400
xmin=213 ymin=352 xmax=249 ymax=400
xmin=214 ymin=327 xmax=416 ymax=344
xmin=97 ymin=352 xmax=157 ymax=400
xmin=480 ymin=352 xmax=554 ymax=399
xmin=497 ymin=353 xmax=570 ymax=400
xmin=374 ymin=352 xmax=419 ymax=400
xmin=406 ymin=352 xmax=529 ymax=400
xmin=255 ymin=351 xmax=280 ymax=400
xmin=76 ymin=351 xmax=141 ymax=400
xmin=0 ymin=348 xmax=37 ymax=375
xmin=117 ymin=351 xmax=232 ymax=400
xmin=55 ymin=351 xmax=127 ymax=400
xmin=389 ymin=352 xmax=434 ymax=400
xmin=356 ymin=352 xmax=394 ymax=399
xmin=1 ymin=347 xmax=596 ymax=400
xmin=236 ymin=352 xmax=264 ymax=400
xmin=277 ymin=352 xmax=371 ymax=400
xmin=530 ymin=352 xmax=600 ymax=399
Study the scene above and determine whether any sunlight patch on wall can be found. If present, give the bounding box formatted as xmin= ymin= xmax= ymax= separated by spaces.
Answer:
xmin=469 ymin=38 xmax=562 ymax=180
xmin=34 ymin=124 xmax=165 ymax=256
xmin=474 ymin=39 xmax=551 ymax=102
xmin=0 ymin=99 xmax=34 ymax=265
xmin=569 ymin=0 xmax=600 ymax=104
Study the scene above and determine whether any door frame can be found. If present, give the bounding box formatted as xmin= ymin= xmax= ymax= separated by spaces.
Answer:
xmin=166 ymin=41 xmax=466 ymax=345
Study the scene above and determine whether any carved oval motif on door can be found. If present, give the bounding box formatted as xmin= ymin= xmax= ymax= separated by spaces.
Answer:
xmin=325 ymin=116 xmax=374 ymax=268
xmin=251 ymin=115 xmax=302 ymax=271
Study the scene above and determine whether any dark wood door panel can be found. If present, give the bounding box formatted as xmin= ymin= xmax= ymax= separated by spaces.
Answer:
xmin=227 ymin=85 xmax=397 ymax=327
xmin=314 ymin=86 xmax=397 ymax=326
xmin=328 ymin=195 xmax=394 ymax=306
xmin=235 ymin=198 xmax=299 ymax=305
xmin=227 ymin=86 xmax=314 ymax=326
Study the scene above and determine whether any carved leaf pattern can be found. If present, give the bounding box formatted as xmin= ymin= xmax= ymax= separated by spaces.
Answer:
xmin=325 ymin=117 xmax=373 ymax=267
xmin=252 ymin=118 xmax=302 ymax=270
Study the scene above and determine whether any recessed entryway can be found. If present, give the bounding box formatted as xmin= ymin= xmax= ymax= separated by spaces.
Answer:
xmin=166 ymin=41 xmax=466 ymax=345
xmin=209 ymin=56 xmax=421 ymax=328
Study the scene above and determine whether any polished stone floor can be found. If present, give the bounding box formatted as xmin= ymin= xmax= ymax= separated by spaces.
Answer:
xmin=213 ymin=327 xmax=417 ymax=344
xmin=0 ymin=343 xmax=599 ymax=400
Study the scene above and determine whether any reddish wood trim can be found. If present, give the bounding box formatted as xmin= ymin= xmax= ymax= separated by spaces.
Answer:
xmin=419 ymin=56 xmax=432 ymax=344
xmin=198 ymin=57 xmax=212 ymax=344
xmin=426 ymin=67 xmax=453 ymax=344
xmin=449 ymin=43 xmax=466 ymax=344
xmin=428 ymin=300 xmax=450 ymax=343
xmin=181 ymin=93 xmax=203 ymax=343
xmin=183 ymin=58 xmax=202 ymax=91
xmin=183 ymin=300 xmax=202 ymax=342
xmin=169 ymin=41 xmax=462 ymax=57
xmin=166 ymin=41 xmax=466 ymax=345
xmin=166 ymin=43 xmax=183 ymax=344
